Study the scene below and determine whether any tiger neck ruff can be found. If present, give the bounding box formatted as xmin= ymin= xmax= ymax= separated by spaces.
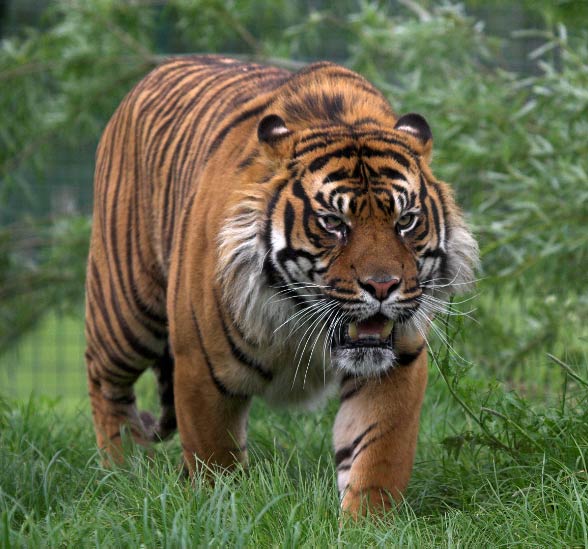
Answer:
xmin=85 ymin=55 xmax=478 ymax=517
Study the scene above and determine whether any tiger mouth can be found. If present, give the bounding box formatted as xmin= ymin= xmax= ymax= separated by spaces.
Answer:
xmin=335 ymin=312 xmax=395 ymax=349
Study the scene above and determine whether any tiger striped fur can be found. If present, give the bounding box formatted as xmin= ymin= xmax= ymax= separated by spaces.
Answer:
xmin=85 ymin=55 xmax=478 ymax=516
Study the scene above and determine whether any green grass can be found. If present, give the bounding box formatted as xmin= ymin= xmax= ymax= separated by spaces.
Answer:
xmin=1 ymin=354 xmax=587 ymax=547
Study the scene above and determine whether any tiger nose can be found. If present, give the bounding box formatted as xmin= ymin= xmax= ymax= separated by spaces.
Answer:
xmin=360 ymin=276 xmax=401 ymax=301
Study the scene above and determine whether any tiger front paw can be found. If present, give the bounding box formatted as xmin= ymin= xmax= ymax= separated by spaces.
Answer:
xmin=340 ymin=485 xmax=398 ymax=519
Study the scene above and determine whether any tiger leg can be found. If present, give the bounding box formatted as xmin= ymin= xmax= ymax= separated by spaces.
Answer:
xmin=145 ymin=347 xmax=177 ymax=441
xmin=174 ymin=353 xmax=251 ymax=475
xmin=333 ymin=350 xmax=428 ymax=517
xmin=85 ymin=348 xmax=153 ymax=461
xmin=85 ymin=256 xmax=168 ymax=461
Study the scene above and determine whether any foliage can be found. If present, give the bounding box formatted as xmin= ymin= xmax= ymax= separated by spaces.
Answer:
xmin=0 ymin=215 xmax=90 ymax=353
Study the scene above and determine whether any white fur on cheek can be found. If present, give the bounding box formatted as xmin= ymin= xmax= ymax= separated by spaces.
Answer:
xmin=217 ymin=201 xmax=340 ymax=406
xmin=443 ymin=219 xmax=480 ymax=296
xmin=217 ymin=197 xmax=288 ymax=346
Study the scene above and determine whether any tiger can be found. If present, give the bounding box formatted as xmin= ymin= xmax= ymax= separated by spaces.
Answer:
xmin=85 ymin=54 xmax=478 ymax=517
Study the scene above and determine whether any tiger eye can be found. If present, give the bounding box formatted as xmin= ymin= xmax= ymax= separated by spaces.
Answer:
xmin=397 ymin=214 xmax=414 ymax=228
xmin=396 ymin=213 xmax=419 ymax=233
xmin=323 ymin=215 xmax=345 ymax=232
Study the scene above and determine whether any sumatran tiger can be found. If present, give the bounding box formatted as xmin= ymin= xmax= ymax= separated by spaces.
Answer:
xmin=85 ymin=55 xmax=478 ymax=516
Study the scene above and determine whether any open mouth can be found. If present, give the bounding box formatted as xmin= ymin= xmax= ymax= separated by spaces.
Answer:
xmin=335 ymin=312 xmax=395 ymax=349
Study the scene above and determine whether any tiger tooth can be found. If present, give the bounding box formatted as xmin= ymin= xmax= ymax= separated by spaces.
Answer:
xmin=381 ymin=320 xmax=394 ymax=340
xmin=348 ymin=322 xmax=358 ymax=341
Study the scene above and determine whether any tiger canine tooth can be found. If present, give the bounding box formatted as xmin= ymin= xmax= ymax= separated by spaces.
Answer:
xmin=348 ymin=322 xmax=358 ymax=341
xmin=381 ymin=320 xmax=394 ymax=339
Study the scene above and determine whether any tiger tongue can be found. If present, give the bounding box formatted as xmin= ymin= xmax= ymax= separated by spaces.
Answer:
xmin=357 ymin=317 xmax=387 ymax=335
xmin=348 ymin=315 xmax=394 ymax=341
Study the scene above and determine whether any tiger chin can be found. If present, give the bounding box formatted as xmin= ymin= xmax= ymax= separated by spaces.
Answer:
xmin=85 ymin=55 xmax=479 ymax=518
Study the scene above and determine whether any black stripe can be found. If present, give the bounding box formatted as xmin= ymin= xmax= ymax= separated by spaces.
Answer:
xmin=324 ymin=167 xmax=351 ymax=183
xmin=127 ymin=168 xmax=167 ymax=332
xmin=263 ymin=178 xmax=290 ymax=255
xmin=395 ymin=344 xmax=425 ymax=366
xmin=88 ymin=263 xmax=150 ymax=367
xmin=107 ymin=280 xmax=162 ymax=360
xmin=421 ymin=248 xmax=446 ymax=259
xmin=331 ymin=287 xmax=356 ymax=296
xmin=190 ymin=304 xmax=249 ymax=400
xmin=308 ymin=145 xmax=358 ymax=172
xmin=237 ymin=151 xmax=259 ymax=170
xmin=434 ymin=183 xmax=450 ymax=281
xmin=360 ymin=146 xmax=411 ymax=169
xmin=334 ymin=422 xmax=377 ymax=466
xmin=172 ymin=190 xmax=198 ymax=313
xmin=334 ymin=447 xmax=352 ymax=467
xmin=352 ymin=433 xmax=385 ymax=462
xmin=215 ymin=296 xmax=273 ymax=381
xmin=429 ymin=193 xmax=442 ymax=244
xmin=418 ymin=174 xmax=430 ymax=235
xmin=207 ymin=103 xmax=270 ymax=159
xmin=294 ymin=139 xmax=332 ymax=157
xmin=379 ymin=167 xmax=407 ymax=181
xmin=340 ymin=382 xmax=365 ymax=402
xmin=368 ymin=134 xmax=417 ymax=155
xmin=213 ymin=289 xmax=260 ymax=349
xmin=102 ymin=393 xmax=136 ymax=405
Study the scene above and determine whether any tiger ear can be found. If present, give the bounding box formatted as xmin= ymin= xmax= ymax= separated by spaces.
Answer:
xmin=258 ymin=114 xmax=293 ymax=158
xmin=394 ymin=113 xmax=433 ymax=161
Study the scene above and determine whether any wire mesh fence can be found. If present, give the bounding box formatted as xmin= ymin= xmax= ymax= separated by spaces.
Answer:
xmin=1 ymin=141 xmax=95 ymax=402
xmin=0 ymin=310 xmax=87 ymax=402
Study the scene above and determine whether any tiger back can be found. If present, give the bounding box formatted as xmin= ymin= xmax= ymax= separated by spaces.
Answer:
xmin=85 ymin=55 xmax=478 ymax=516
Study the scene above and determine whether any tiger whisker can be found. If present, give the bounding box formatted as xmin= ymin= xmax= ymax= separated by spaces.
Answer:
xmin=417 ymin=297 xmax=478 ymax=319
xmin=286 ymin=300 xmax=333 ymax=343
xmin=268 ymin=294 xmax=326 ymax=305
xmin=303 ymin=306 xmax=340 ymax=388
xmin=264 ymin=284 xmax=327 ymax=305
xmin=421 ymin=274 xmax=487 ymax=286
xmin=273 ymin=299 xmax=328 ymax=335
xmin=292 ymin=302 xmax=339 ymax=388
xmin=325 ymin=311 xmax=351 ymax=380
xmin=322 ymin=308 xmax=345 ymax=372
xmin=321 ymin=311 xmax=341 ymax=384
xmin=421 ymin=278 xmax=483 ymax=290
xmin=417 ymin=298 xmax=479 ymax=325
xmin=292 ymin=301 xmax=337 ymax=363
xmin=269 ymin=282 xmax=329 ymax=293
xmin=419 ymin=292 xmax=479 ymax=307
xmin=419 ymin=264 xmax=466 ymax=288
xmin=413 ymin=308 xmax=473 ymax=367
xmin=283 ymin=306 xmax=338 ymax=346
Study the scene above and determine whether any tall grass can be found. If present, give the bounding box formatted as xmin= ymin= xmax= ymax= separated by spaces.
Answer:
xmin=1 ymin=350 xmax=587 ymax=546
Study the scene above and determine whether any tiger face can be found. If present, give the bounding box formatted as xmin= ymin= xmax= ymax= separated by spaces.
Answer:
xmin=253 ymin=112 xmax=477 ymax=378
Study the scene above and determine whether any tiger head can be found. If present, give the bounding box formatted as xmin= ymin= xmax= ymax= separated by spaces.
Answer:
xmin=218 ymin=70 xmax=478 ymax=378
